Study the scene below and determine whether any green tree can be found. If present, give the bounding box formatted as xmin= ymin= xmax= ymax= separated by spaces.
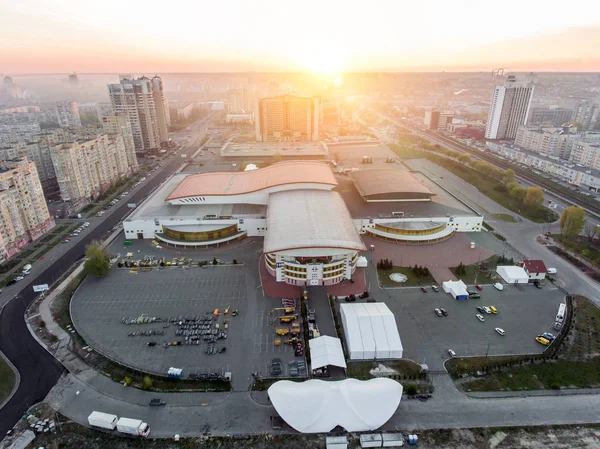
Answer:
xmin=524 ymin=186 xmax=544 ymax=207
xmin=445 ymin=150 xmax=460 ymax=159
xmin=458 ymin=153 xmax=471 ymax=164
xmin=560 ymin=206 xmax=587 ymax=238
xmin=502 ymin=169 xmax=515 ymax=184
xmin=142 ymin=375 xmax=153 ymax=390
xmin=569 ymin=121 xmax=584 ymax=131
xmin=509 ymin=186 xmax=526 ymax=202
xmin=273 ymin=152 xmax=282 ymax=163
xmin=506 ymin=181 xmax=519 ymax=192
xmin=83 ymin=243 xmax=110 ymax=277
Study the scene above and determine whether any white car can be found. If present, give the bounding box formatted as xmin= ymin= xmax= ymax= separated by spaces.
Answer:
xmin=483 ymin=306 xmax=492 ymax=314
xmin=448 ymin=349 xmax=456 ymax=357
xmin=495 ymin=328 xmax=506 ymax=336
xmin=15 ymin=275 xmax=24 ymax=281
xmin=476 ymin=314 xmax=485 ymax=322
xmin=493 ymin=283 xmax=504 ymax=291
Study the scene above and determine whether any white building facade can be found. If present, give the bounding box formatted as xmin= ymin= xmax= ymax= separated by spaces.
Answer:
xmin=485 ymin=76 xmax=534 ymax=140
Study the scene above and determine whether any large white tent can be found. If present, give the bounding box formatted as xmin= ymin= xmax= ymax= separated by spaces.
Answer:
xmin=442 ymin=280 xmax=469 ymax=300
xmin=496 ymin=265 xmax=528 ymax=284
xmin=268 ymin=378 xmax=403 ymax=433
xmin=339 ymin=303 xmax=403 ymax=360
xmin=309 ymin=336 xmax=347 ymax=370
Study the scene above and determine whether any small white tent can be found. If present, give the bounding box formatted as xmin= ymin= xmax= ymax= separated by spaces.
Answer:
xmin=496 ymin=265 xmax=528 ymax=284
xmin=310 ymin=336 xmax=347 ymax=370
xmin=442 ymin=280 xmax=469 ymax=300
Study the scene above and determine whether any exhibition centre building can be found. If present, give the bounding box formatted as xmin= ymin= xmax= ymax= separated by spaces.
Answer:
xmin=124 ymin=161 xmax=482 ymax=285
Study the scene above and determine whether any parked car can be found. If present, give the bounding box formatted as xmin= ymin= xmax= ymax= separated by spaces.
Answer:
xmin=483 ymin=306 xmax=492 ymax=314
xmin=440 ymin=308 xmax=448 ymax=316
xmin=489 ymin=306 xmax=498 ymax=314
xmin=421 ymin=286 xmax=427 ymax=293
xmin=475 ymin=284 xmax=483 ymax=291
xmin=533 ymin=280 xmax=542 ymax=289
xmin=149 ymin=398 xmax=166 ymax=406
xmin=15 ymin=275 xmax=24 ymax=281
xmin=62 ymin=239 xmax=70 ymax=243
xmin=469 ymin=293 xmax=481 ymax=299
xmin=434 ymin=308 xmax=443 ymax=317
xmin=493 ymin=283 xmax=504 ymax=291
xmin=535 ymin=336 xmax=550 ymax=346
xmin=431 ymin=285 xmax=439 ymax=292
xmin=476 ymin=314 xmax=485 ymax=322
xmin=290 ymin=364 xmax=299 ymax=377
xmin=467 ymin=290 xmax=477 ymax=296
xmin=495 ymin=328 xmax=506 ymax=336
xmin=270 ymin=358 xmax=282 ymax=376
xmin=542 ymin=332 xmax=556 ymax=341
xmin=476 ymin=306 xmax=485 ymax=314
xmin=448 ymin=349 xmax=456 ymax=357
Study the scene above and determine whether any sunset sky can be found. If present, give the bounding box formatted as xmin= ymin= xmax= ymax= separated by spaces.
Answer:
xmin=1 ymin=0 xmax=600 ymax=73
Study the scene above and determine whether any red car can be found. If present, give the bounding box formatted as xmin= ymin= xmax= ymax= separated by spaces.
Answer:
xmin=421 ymin=286 xmax=427 ymax=293
xmin=475 ymin=284 xmax=483 ymax=291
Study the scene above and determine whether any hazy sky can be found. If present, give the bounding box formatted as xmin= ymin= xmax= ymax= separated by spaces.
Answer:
xmin=1 ymin=0 xmax=600 ymax=73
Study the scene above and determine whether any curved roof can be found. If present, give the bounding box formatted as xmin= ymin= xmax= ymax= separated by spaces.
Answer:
xmin=309 ymin=336 xmax=347 ymax=370
xmin=268 ymin=378 xmax=403 ymax=433
xmin=166 ymin=161 xmax=337 ymax=200
xmin=350 ymin=169 xmax=433 ymax=198
xmin=264 ymin=190 xmax=366 ymax=254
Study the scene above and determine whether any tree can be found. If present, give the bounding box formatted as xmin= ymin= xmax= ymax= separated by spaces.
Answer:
xmin=142 ymin=375 xmax=153 ymax=390
xmin=83 ymin=243 xmax=110 ymax=277
xmin=502 ymin=169 xmax=515 ymax=184
xmin=445 ymin=150 xmax=460 ymax=159
xmin=569 ymin=121 xmax=584 ymax=131
xmin=509 ymin=186 xmax=526 ymax=202
xmin=524 ymin=186 xmax=544 ymax=207
xmin=273 ymin=152 xmax=282 ymax=163
xmin=458 ymin=154 xmax=471 ymax=164
xmin=584 ymin=223 xmax=598 ymax=242
xmin=560 ymin=206 xmax=587 ymax=238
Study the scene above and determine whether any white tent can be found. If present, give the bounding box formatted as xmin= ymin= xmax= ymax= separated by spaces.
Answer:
xmin=442 ymin=280 xmax=469 ymax=300
xmin=357 ymin=256 xmax=368 ymax=268
xmin=309 ymin=336 xmax=347 ymax=370
xmin=339 ymin=303 xmax=403 ymax=360
xmin=268 ymin=378 xmax=403 ymax=433
xmin=496 ymin=265 xmax=528 ymax=284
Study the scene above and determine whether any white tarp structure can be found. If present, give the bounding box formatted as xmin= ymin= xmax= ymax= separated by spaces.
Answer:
xmin=309 ymin=336 xmax=347 ymax=370
xmin=442 ymin=280 xmax=469 ymax=300
xmin=268 ymin=378 xmax=403 ymax=433
xmin=357 ymin=256 xmax=368 ymax=268
xmin=339 ymin=303 xmax=403 ymax=360
xmin=496 ymin=265 xmax=529 ymax=284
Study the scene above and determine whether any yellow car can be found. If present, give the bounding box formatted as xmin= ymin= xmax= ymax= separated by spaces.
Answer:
xmin=489 ymin=306 xmax=498 ymax=314
xmin=535 ymin=336 xmax=550 ymax=346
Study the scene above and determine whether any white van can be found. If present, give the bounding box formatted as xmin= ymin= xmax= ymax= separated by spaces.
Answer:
xmin=22 ymin=264 xmax=32 ymax=274
xmin=547 ymin=268 xmax=557 ymax=275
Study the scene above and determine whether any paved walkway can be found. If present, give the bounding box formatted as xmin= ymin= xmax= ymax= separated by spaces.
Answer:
xmin=429 ymin=267 xmax=456 ymax=284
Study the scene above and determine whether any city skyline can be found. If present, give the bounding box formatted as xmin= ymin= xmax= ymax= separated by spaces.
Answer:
xmin=1 ymin=0 xmax=600 ymax=73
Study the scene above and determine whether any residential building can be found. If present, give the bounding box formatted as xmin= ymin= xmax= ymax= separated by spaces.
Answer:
xmin=573 ymin=99 xmax=600 ymax=131
xmin=424 ymin=110 xmax=454 ymax=131
xmin=55 ymin=100 xmax=82 ymax=128
xmin=171 ymin=102 xmax=194 ymax=121
xmin=228 ymin=88 xmax=253 ymax=113
xmin=527 ymin=107 xmax=573 ymax=126
xmin=102 ymin=113 xmax=138 ymax=170
xmin=0 ymin=157 xmax=55 ymax=263
xmin=570 ymin=141 xmax=600 ymax=170
xmin=515 ymin=125 xmax=579 ymax=159
xmin=485 ymin=76 xmax=534 ymax=140
xmin=51 ymin=134 xmax=130 ymax=209
xmin=255 ymin=95 xmax=320 ymax=142
xmin=226 ymin=112 xmax=254 ymax=124
xmin=520 ymin=259 xmax=548 ymax=281
xmin=108 ymin=76 xmax=169 ymax=152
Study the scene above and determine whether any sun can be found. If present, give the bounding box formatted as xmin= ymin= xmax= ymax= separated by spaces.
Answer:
xmin=300 ymin=45 xmax=347 ymax=74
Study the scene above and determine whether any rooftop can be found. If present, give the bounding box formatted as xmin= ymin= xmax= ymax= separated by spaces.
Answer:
xmin=166 ymin=161 xmax=337 ymax=201
xmin=264 ymin=190 xmax=366 ymax=254
xmin=350 ymin=168 xmax=434 ymax=199
xmin=523 ymin=259 xmax=548 ymax=274
xmin=221 ymin=141 xmax=328 ymax=157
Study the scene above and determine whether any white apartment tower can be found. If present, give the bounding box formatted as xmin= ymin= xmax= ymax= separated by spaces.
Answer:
xmin=228 ymin=88 xmax=253 ymax=113
xmin=0 ymin=157 xmax=55 ymax=263
xmin=485 ymin=76 xmax=534 ymax=140
xmin=255 ymin=95 xmax=320 ymax=142
xmin=107 ymin=76 xmax=169 ymax=152
xmin=55 ymin=100 xmax=82 ymax=127
xmin=102 ymin=113 xmax=138 ymax=170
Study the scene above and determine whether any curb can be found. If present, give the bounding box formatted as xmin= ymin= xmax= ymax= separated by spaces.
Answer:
xmin=0 ymin=307 xmax=21 ymax=412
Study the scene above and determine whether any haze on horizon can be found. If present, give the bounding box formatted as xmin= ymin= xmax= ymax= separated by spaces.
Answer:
xmin=1 ymin=0 xmax=600 ymax=74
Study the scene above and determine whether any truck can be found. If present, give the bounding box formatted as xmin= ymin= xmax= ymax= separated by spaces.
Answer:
xmin=88 ymin=411 xmax=118 ymax=430
xmin=116 ymin=417 xmax=151 ymax=437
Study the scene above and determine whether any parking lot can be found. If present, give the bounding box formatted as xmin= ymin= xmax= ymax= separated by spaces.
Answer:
xmin=71 ymin=253 xmax=306 ymax=391
xmin=380 ymin=282 xmax=566 ymax=370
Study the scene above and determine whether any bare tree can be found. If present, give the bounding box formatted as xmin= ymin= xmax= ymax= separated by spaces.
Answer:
xmin=584 ymin=222 xmax=598 ymax=242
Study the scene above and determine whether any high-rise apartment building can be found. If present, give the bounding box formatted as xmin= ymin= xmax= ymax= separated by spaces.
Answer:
xmin=485 ymin=76 xmax=534 ymax=140
xmin=102 ymin=113 xmax=138 ymax=170
xmin=228 ymin=88 xmax=253 ymax=113
xmin=0 ymin=157 xmax=55 ymax=263
xmin=107 ymin=76 xmax=169 ymax=152
xmin=573 ymin=99 xmax=600 ymax=131
xmin=514 ymin=125 xmax=579 ymax=159
xmin=255 ymin=95 xmax=320 ymax=142
xmin=527 ymin=107 xmax=573 ymax=126
xmin=51 ymin=134 xmax=130 ymax=208
xmin=424 ymin=110 xmax=454 ymax=131
xmin=570 ymin=141 xmax=600 ymax=170
xmin=56 ymin=100 xmax=82 ymax=128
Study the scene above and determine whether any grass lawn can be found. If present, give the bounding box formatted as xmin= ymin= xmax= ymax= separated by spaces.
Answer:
xmin=450 ymin=256 xmax=498 ymax=284
xmin=0 ymin=355 xmax=16 ymax=404
xmin=378 ymin=266 xmax=435 ymax=287
xmin=491 ymin=213 xmax=517 ymax=223
xmin=449 ymin=296 xmax=600 ymax=391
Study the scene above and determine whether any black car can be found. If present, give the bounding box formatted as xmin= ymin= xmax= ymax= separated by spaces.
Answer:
xmin=270 ymin=358 xmax=282 ymax=376
xmin=533 ymin=280 xmax=542 ymax=289
xmin=149 ymin=398 xmax=166 ymax=406
xmin=440 ymin=308 xmax=448 ymax=316
xmin=7 ymin=279 xmax=16 ymax=286
xmin=468 ymin=290 xmax=478 ymax=296
xmin=476 ymin=306 xmax=485 ymax=314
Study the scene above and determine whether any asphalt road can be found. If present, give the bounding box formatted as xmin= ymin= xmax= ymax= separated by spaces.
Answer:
xmin=0 ymin=155 xmax=184 ymax=436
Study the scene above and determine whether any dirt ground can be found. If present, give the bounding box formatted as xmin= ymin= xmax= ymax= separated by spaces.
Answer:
xmin=20 ymin=422 xmax=600 ymax=449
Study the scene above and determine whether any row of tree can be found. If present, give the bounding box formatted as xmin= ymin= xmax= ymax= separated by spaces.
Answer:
xmin=560 ymin=206 xmax=588 ymax=238
xmin=455 ymin=262 xmax=467 ymax=276
xmin=377 ymin=259 xmax=394 ymax=270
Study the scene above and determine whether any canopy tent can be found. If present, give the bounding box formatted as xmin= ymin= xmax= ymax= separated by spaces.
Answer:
xmin=309 ymin=336 xmax=347 ymax=370
xmin=442 ymin=280 xmax=468 ymax=300
xmin=496 ymin=265 xmax=528 ymax=284
xmin=357 ymin=256 xmax=368 ymax=268
xmin=268 ymin=378 xmax=403 ymax=433
xmin=339 ymin=303 xmax=403 ymax=360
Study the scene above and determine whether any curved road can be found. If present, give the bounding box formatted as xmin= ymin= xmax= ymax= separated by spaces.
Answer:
xmin=0 ymin=155 xmax=184 ymax=436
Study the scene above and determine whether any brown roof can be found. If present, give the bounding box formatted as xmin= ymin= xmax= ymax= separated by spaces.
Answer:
xmin=350 ymin=169 xmax=434 ymax=198
xmin=166 ymin=161 xmax=337 ymax=200
xmin=523 ymin=259 xmax=548 ymax=274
